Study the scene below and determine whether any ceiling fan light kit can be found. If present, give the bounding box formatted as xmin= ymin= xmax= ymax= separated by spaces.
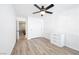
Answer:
xmin=40 ymin=11 xmax=45 ymax=15
xmin=33 ymin=4 xmax=54 ymax=16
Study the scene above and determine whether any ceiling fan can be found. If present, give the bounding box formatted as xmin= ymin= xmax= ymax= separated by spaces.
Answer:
xmin=32 ymin=4 xmax=54 ymax=16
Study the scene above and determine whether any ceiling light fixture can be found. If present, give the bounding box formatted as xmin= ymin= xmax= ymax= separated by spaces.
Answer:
xmin=40 ymin=11 xmax=45 ymax=16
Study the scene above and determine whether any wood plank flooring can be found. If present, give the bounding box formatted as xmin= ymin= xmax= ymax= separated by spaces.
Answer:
xmin=11 ymin=37 xmax=79 ymax=55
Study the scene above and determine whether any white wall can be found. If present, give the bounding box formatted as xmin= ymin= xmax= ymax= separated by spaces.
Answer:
xmin=43 ymin=6 xmax=79 ymax=50
xmin=0 ymin=5 xmax=16 ymax=54
xmin=62 ymin=8 xmax=79 ymax=51
xmin=28 ymin=16 xmax=44 ymax=39
xmin=43 ymin=15 xmax=65 ymax=47
xmin=51 ymin=7 xmax=79 ymax=50
xmin=42 ymin=16 xmax=50 ymax=39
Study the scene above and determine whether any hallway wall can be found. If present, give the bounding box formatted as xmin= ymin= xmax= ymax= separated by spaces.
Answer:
xmin=0 ymin=5 xmax=16 ymax=54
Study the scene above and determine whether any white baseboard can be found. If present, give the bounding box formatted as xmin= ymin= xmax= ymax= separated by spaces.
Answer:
xmin=0 ymin=53 xmax=8 ymax=55
xmin=66 ymin=45 xmax=79 ymax=51
xmin=50 ymin=40 xmax=64 ymax=47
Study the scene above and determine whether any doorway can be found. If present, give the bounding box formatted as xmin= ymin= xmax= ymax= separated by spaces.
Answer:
xmin=16 ymin=21 xmax=26 ymax=40
xmin=19 ymin=21 xmax=26 ymax=39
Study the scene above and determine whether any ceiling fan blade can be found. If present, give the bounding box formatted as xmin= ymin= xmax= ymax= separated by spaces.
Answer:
xmin=45 ymin=4 xmax=54 ymax=10
xmin=45 ymin=11 xmax=53 ymax=14
xmin=32 ymin=11 xmax=41 ymax=14
xmin=34 ymin=4 xmax=41 ymax=10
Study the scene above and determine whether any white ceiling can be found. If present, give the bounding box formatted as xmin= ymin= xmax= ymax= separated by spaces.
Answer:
xmin=13 ymin=4 xmax=79 ymax=17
